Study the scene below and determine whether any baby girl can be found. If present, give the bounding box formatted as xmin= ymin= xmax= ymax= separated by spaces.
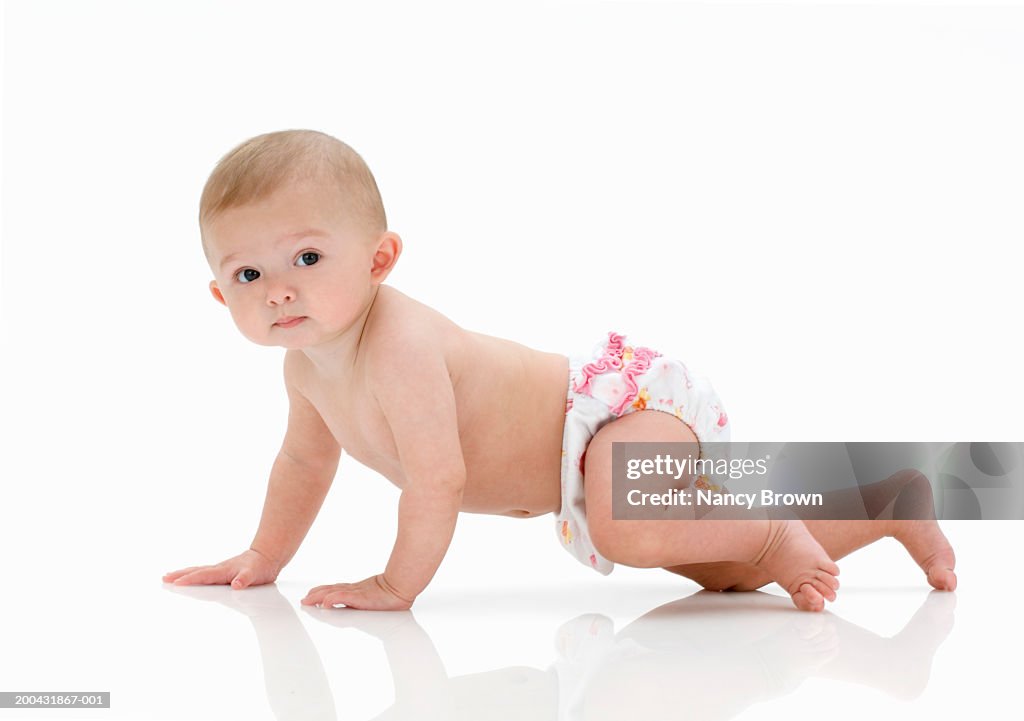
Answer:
xmin=162 ymin=130 xmax=957 ymax=612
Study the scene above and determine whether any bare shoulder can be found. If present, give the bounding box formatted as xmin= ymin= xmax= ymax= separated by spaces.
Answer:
xmin=362 ymin=286 xmax=466 ymax=380
xmin=282 ymin=348 xmax=313 ymax=395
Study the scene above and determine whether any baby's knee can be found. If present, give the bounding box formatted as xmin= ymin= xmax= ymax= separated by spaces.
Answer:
xmin=588 ymin=518 xmax=678 ymax=568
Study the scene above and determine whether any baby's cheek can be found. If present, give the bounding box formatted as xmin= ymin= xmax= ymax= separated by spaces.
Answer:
xmin=227 ymin=306 xmax=250 ymax=332
xmin=229 ymin=307 xmax=268 ymax=344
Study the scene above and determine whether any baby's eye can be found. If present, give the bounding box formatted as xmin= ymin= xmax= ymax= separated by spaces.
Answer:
xmin=296 ymin=252 xmax=320 ymax=267
xmin=236 ymin=268 xmax=260 ymax=284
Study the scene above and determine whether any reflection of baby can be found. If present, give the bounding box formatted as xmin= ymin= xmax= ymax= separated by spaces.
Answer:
xmin=177 ymin=584 xmax=953 ymax=721
xmin=163 ymin=130 xmax=957 ymax=612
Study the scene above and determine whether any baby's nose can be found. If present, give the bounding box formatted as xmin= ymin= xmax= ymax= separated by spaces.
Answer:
xmin=266 ymin=284 xmax=296 ymax=305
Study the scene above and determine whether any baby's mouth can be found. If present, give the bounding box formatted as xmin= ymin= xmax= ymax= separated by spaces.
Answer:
xmin=274 ymin=316 xmax=307 ymax=328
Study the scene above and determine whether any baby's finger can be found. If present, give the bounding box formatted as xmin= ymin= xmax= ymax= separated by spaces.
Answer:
xmin=302 ymin=585 xmax=341 ymax=604
xmin=303 ymin=584 xmax=353 ymax=606
xmin=173 ymin=567 xmax=226 ymax=586
xmin=162 ymin=567 xmax=202 ymax=582
xmin=320 ymin=588 xmax=363 ymax=609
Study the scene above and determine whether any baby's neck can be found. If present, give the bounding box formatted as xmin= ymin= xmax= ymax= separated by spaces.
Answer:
xmin=300 ymin=285 xmax=381 ymax=379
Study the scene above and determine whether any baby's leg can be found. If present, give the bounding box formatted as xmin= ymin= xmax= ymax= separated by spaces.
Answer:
xmin=858 ymin=468 xmax=957 ymax=591
xmin=583 ymin=410 xmax=839 ymax=611
xmin=668 ymin=470 xmax=957 ymax=592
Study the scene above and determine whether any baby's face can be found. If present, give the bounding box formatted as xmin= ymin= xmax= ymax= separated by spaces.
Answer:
xmin=203 ymin=180 xmax=382 ymax=350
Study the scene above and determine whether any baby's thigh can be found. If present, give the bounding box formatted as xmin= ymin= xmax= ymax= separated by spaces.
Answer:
xmin=583 ymin=410 xmax=700 ymax=566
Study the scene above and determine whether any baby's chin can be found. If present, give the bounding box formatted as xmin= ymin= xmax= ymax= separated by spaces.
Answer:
xmin=264 ymin=329 xmax=337 ymax=351
xmin=239 ymin=328 xmax=313 ymax=350
xmin=239 ymin=319 xmax=346 ymax=350
xmin=265 ymin=335 xmax=315 ymax=350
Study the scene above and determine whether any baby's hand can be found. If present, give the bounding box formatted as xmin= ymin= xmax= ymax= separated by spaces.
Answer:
xmin=162 ymin=548 xmax=281 ymax=590
xmin=301 ymin=574 xmax=414 ymax=611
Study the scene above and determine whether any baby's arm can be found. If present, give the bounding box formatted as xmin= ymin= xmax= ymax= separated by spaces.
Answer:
xmin=247 ymin=357 xmax=342 ymax=571
xmin=301 ymin=327 xmax=466 ymax=610
xmin=376 ymin=339 xmax=466 ymax=600
xmin=164 ymin=354 xmax=340 ymax=588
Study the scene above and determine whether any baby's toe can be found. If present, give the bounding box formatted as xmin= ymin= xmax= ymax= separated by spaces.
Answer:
xmin=927 ymin=566 xmax=957 ymax=591
xmin=793 ymin=583 xmax=825 ymax=612
xmin=817 ymin=570 xmax=840 ymax=592
xmin=809 ymin=577 xmax=837 ymax=602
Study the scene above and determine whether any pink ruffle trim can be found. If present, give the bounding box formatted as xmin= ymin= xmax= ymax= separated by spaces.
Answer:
xmin=573 ymin=331 xmax=662 ymax=416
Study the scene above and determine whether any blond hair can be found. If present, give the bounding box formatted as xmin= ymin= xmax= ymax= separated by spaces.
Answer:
xmin=199 ymin=129 xmax=387 ymax=254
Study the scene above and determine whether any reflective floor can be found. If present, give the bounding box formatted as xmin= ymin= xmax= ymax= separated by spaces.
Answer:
xmin=0 ymin=522 xmax=1017 ymax=720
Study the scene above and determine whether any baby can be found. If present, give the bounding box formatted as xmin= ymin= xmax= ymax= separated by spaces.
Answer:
xmin=163 ymin=130 xmax=958 ymax=612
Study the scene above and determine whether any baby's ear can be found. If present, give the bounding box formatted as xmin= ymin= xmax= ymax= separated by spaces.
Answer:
xmin=209 ymin=280 xmax=227 ymax=306
xmin=370 ymin=232 xmax=402 ymax=284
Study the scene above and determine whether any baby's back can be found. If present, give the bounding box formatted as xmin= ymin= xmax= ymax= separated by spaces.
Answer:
xmin=297 ymin=286 xmax=569 ymax=517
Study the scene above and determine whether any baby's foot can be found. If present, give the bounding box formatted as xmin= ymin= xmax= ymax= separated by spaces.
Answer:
xmin=752 ymin=519 xmax=840 ymax=612
xmin=892 ymin=520 xmax=957 ymax=591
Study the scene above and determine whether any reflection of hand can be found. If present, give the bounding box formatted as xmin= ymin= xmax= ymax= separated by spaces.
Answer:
xmin=162 ymin=548 xmax=281 ymax=589
xmin=302 ymin=574 xmax=414 ymax=611
xmin=304 ymin=606 xmax=421 ymax=641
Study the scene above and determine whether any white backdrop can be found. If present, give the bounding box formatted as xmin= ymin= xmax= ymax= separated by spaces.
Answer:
xmin=2 ymin=0 xmax=1022 ymax=623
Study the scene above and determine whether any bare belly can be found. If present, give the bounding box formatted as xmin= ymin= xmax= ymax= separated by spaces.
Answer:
xmin=454 ymin=334 xmax=570 ymax=518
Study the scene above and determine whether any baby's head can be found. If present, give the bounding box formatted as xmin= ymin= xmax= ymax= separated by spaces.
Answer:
xmin=200 ymin=129 xmax=401 ymax=349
